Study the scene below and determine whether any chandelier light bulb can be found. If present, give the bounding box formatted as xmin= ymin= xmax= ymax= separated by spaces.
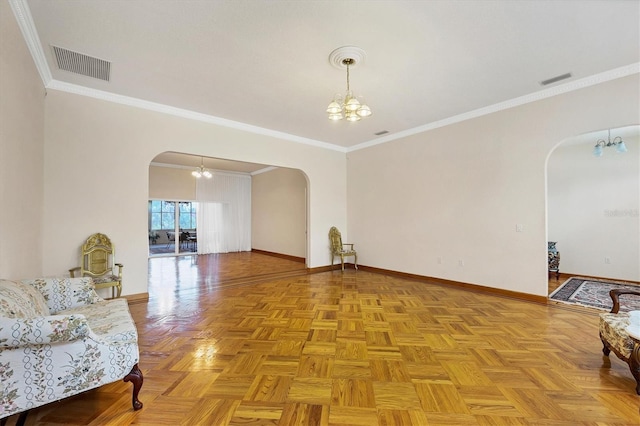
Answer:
xmin=593 ymin=145 xmax=603 ymax=157
xmin=357 ymin=103 xmax=371 ymax=117
xmin=345 ymin=93 xmax=361 ymax=112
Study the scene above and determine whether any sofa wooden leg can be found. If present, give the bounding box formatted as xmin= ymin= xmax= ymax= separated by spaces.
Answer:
xmin=1 ymin=411 xmax=29 ymax=426
xmin=124 ymin=363 xmax=144 ymax=410
xmin=630 ymin=344 xmax=640 ymax=395
xmin=601 ymin=339 xmax=611 ymax=356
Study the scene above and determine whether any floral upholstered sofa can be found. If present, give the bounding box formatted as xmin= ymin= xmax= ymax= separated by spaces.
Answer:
xmin=0 ymin=277 xmax=143 ymax=421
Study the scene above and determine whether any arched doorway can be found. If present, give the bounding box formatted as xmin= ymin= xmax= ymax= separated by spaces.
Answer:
xmin=545 ymin=125 xmax=640 ymax=295
xmin=148 ymin=152 xmax=309 ymax=266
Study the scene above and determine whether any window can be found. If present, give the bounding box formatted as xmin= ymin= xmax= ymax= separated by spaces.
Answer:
xmin=149 ymin=200 xmax=197 ymax=230
xmin=179 ymin=202 xmax=197 ymax=229
xmin=150 ymin=200 xmax=174 ymax=230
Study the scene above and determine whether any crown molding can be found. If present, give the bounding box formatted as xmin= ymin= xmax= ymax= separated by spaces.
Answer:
xmin=251 ymin=166 xmax=279 ymax=176
xmin=348 ymin=62 xmax=640 ymax=152
xmin=150 ymin=162 xmax=252 ymax=177
xmin=151 ymin=162 xmax=282 ymax=177
xmin=11 ymin=0 xmax=344 ymax=153
xmin=9 ymin=0 xmax=52 ymax=85
xmin=12 ymin=0 xmax=638 ymax=156
xmin=47 ymin=80 xmax=346 ymax=153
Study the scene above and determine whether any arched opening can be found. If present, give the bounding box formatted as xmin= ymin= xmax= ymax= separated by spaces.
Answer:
xmin=148 ymin=151 xmax=309 ymax=267
xmin=545 ymin=125 xmax=639 ymax=297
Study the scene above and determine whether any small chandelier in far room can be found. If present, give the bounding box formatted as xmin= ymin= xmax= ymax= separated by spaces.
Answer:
xmin=326 ymin=46 xmax=372 ymax=122
xmin=192 ymin=157 xmax=212 ymax=178
xmin=593 ymin=129 xmax=628 ymax=157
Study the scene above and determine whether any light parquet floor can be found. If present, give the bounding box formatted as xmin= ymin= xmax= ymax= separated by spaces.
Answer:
xmin=6 ymin=254 xmax=640 ymax=425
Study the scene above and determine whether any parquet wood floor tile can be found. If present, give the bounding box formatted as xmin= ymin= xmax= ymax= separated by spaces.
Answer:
xmin=5 ymin=253 xmax=640 ymax=425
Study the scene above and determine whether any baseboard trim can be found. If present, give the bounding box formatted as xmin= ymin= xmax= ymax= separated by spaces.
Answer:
xmin=307 ymin=265 xmax=339 ymax=273
xmin=123 ymin=293 xmax=149 ymax=304
xmin=557 ymin=272 xmax=640 ymax=286
xmin=307 ymin=264 xmax=360 ymax=273
xmin=251 ymin=248 xmax=305 ymax=264
xmin=356 ymin=264 xmax=548 ymax=304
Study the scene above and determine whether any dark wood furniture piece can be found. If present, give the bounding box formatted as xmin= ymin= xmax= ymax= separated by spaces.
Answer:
xmin=599 ymin=288 xmax=640 ymax=395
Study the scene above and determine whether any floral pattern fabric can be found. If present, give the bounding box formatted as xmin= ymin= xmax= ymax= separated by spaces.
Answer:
xmin=599 ymin=312 xmax=634 ymax=359
xmin=0 ymin=315 xmax=89 ymax=348
xmin=20 ymin=277 xmax=101 ymax=313
xmin=0 ymin=277 xmax=139 ymax=420
xmin=0 ymin=280 xmax=49 ymax=318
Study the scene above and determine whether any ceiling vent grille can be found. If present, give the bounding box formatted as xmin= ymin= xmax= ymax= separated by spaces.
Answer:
xmin=51 ymin=45 xmax=111 ymax=81
xmin=540 ymin=72 xmax=572 ymax=86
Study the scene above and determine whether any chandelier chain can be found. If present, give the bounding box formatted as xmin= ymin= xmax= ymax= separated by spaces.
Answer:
xmin=346 ymin=62 xmax=350 ymax=92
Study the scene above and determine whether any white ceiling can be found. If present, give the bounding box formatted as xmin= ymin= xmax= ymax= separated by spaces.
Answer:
xmin=15 ymin=0 xmax=640 ymax=153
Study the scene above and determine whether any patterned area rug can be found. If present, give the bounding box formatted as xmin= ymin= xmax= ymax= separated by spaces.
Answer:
xmin=550 ymin=277 xmax=640 ymax=311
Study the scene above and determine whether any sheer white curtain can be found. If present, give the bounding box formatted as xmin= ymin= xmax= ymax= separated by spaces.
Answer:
xmin=196 ymin=172 xmax=251 ymax=254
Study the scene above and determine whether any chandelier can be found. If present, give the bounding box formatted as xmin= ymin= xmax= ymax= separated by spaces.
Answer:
xmin=326 ymin=46 xmax=371 ymax=122
xmin=593 ymin=129 xmax=627 ymax=157
xmin=192 ymin=157 xmax=212 ymax=179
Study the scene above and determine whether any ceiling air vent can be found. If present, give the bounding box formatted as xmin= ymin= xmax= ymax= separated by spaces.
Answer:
xmin=51 ymin=45 xmax=111 ymax=81
xmin=540 ymin=72 xmax=572 ymax=86
xmin=374 ymin=130 xmax=389 ymax=136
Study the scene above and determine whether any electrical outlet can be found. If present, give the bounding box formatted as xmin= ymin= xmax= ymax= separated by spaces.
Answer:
xmin=437 ymin=257 xmax=442 ymax=264
xmin=605 ymin=257 xmax=611 ymax=264
xmin=516 ymin=224 xmax=524 ymax=232
xmin=458 ymin=260 xmax=464 ymax=267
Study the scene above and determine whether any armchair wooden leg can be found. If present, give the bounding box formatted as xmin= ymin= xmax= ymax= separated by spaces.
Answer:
xmin=123 ymin=363 xmax=144 ymax=410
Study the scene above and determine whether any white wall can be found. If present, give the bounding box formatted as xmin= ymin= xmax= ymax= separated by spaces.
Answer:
xmin=149 ymin=165 xmax=196 ymax=201
xmin=347 ymin=75 xmax=640 ymax=296
xmin=0 ymin=1 xmax=45 ymax=279
xmin=252 ymin=168 xmax=307 ymax=259
xmin=42 ymin=90 xmax=347 ymax=296
xmin=548 ymin=133 xmax=639 ymax=281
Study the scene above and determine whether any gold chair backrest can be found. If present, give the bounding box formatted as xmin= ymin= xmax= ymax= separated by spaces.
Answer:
xmin=81 ymin=233 xmax=115 ymax=277
xmin=329 ymin=227 xmax=343 ymax=254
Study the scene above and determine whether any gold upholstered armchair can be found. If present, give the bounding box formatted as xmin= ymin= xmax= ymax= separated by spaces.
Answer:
xmin=599 ymin=289 xmax=640 ymax=394
xmin=69 ymin=233 xmax=123 ymax=298
xmin=329 ymin=226 xmax=357 ymax=271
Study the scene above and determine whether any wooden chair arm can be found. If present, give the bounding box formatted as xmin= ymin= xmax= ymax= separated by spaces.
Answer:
xmin=115 ymin=263 xmax=124 ymax=278
xmin=609 ymin=288 xmax=640 ymax=313
xmin=69 ymin=266 xmax=81 ymax=277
